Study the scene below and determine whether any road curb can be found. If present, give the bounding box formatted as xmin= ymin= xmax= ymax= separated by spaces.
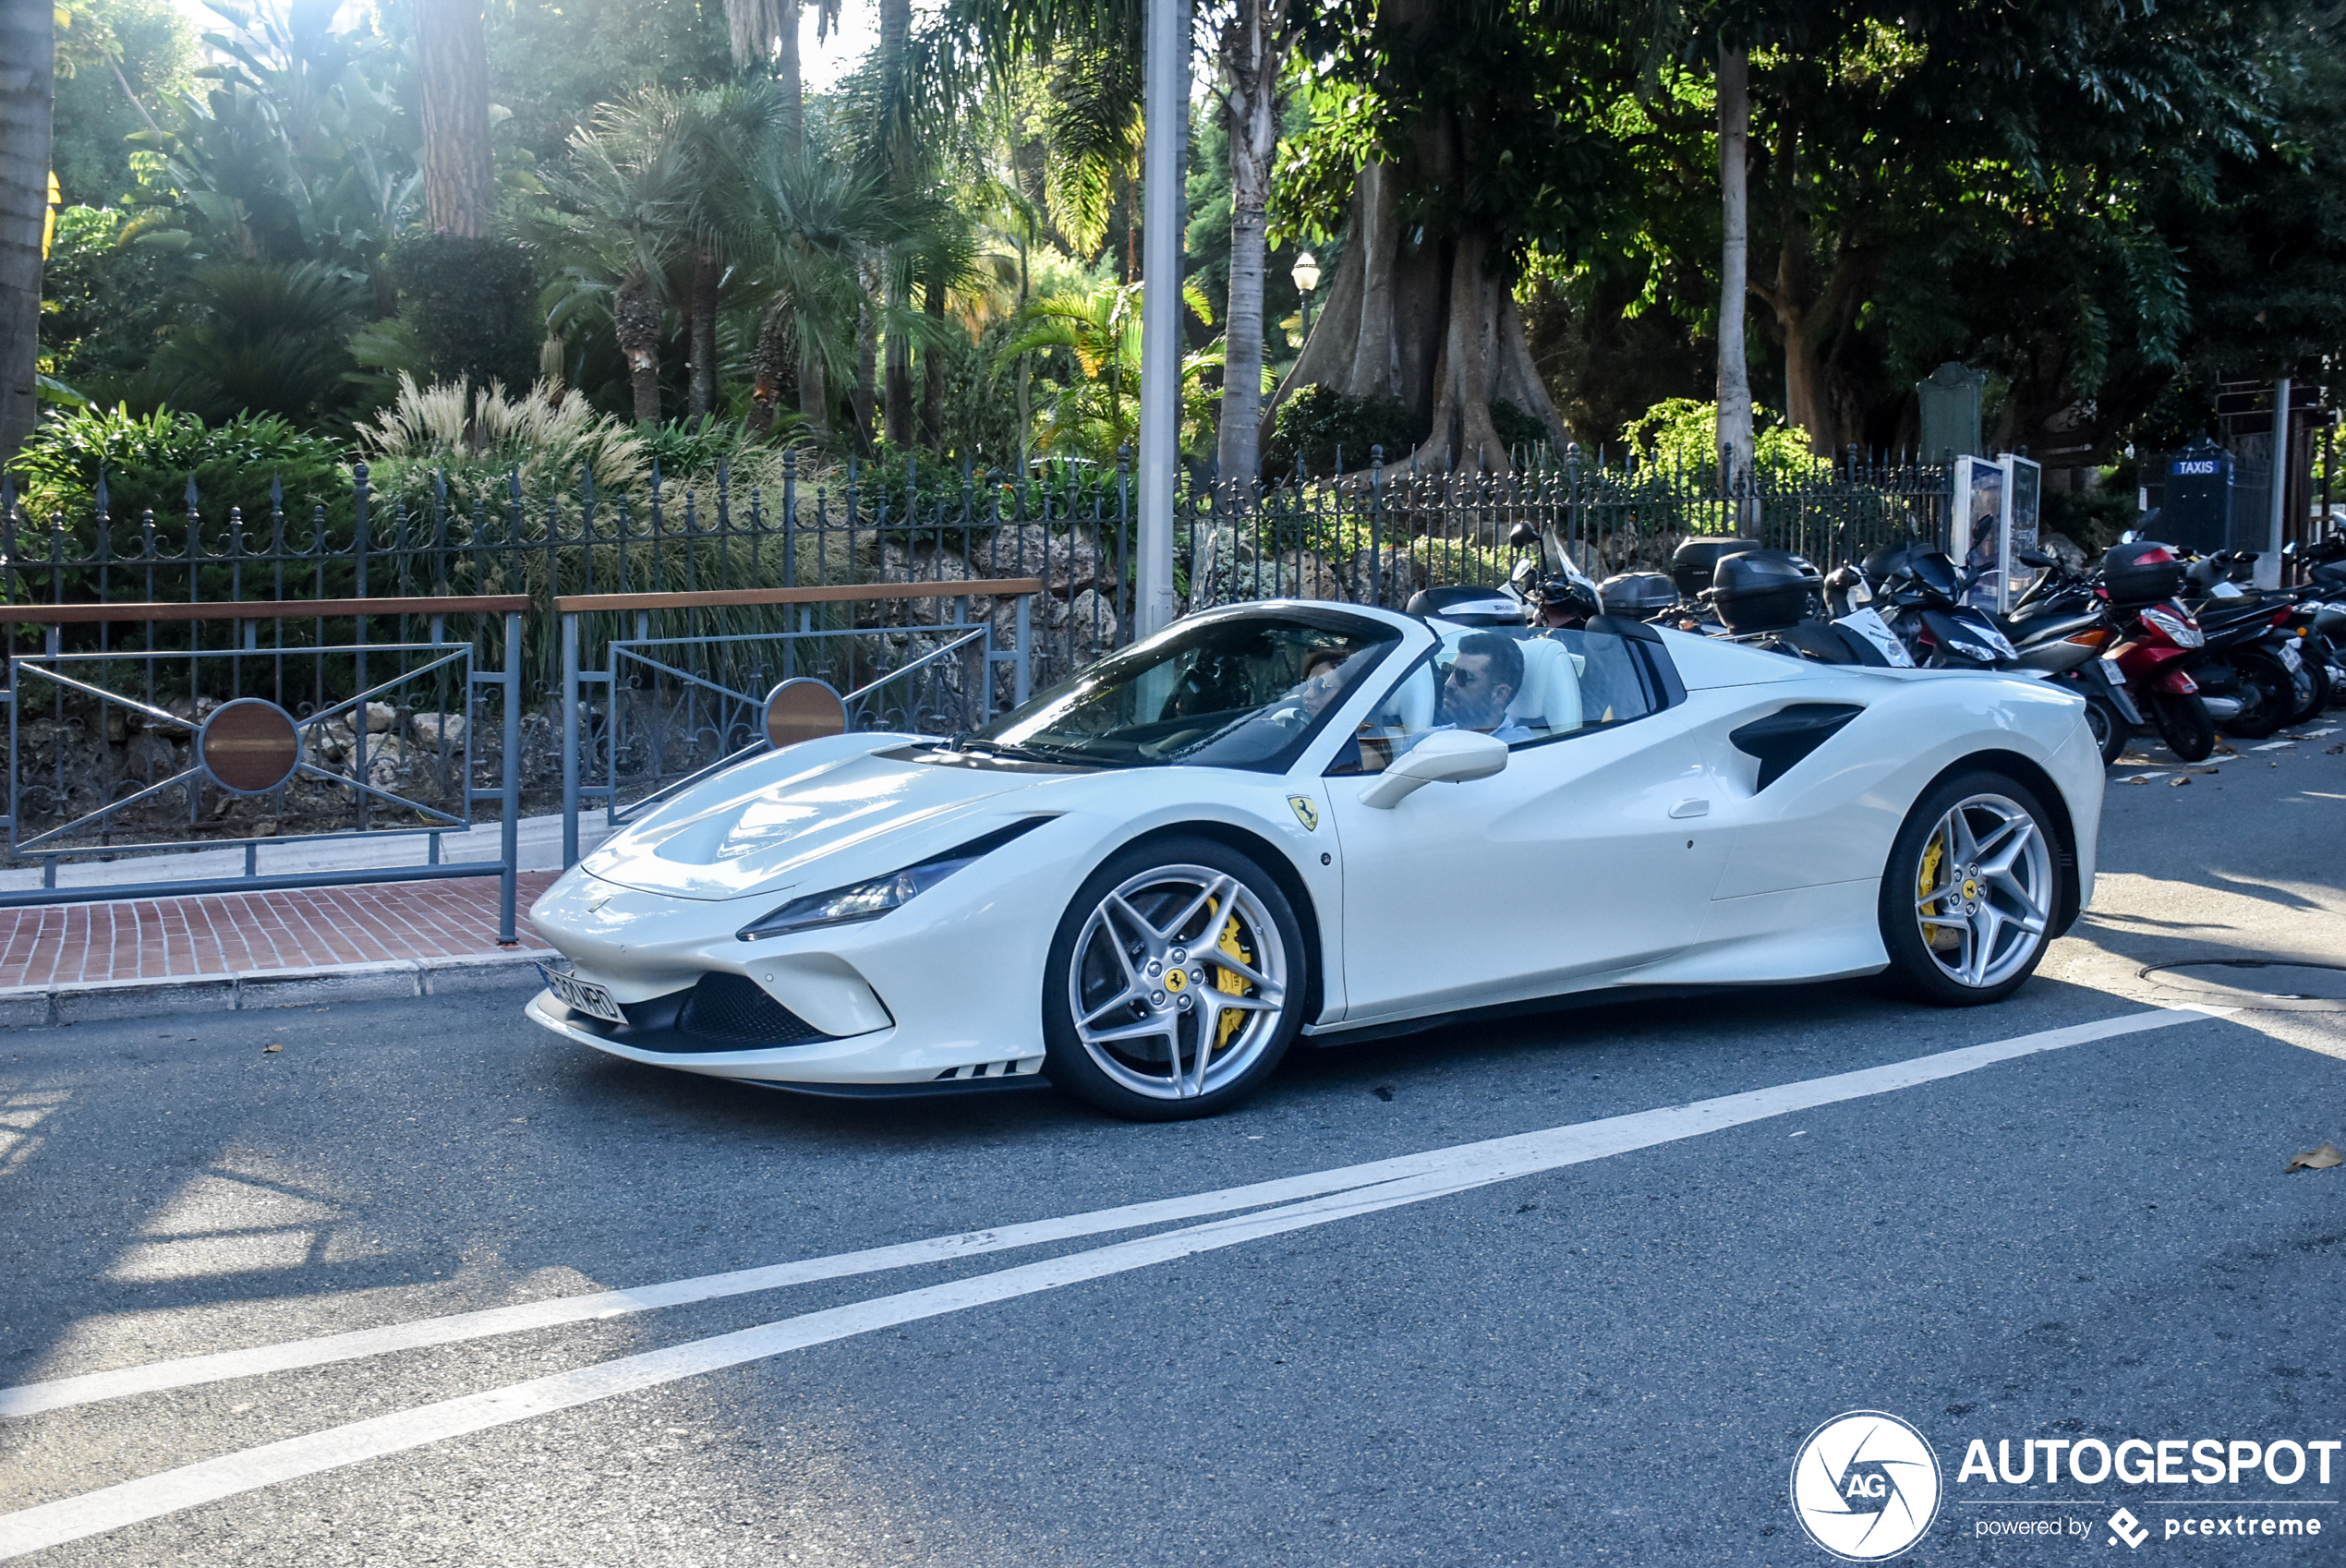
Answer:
xmin=0 ymin=950 xmax=546 ymax=1029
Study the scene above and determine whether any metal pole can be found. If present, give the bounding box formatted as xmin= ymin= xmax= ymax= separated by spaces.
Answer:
xmin=561 ymin=609 xmax=580 ymax=868
xmin=1134 ymin=0 xmax=1190 ymax=638
xmin=2259 ymin=377 xmax=2292 ymax=589
xmin=501 ymin=609 xmax=521 ymax=943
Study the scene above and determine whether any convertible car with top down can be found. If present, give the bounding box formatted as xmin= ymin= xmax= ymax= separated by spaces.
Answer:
xmin=525 ymin=599 xmax=2101 ymax=1119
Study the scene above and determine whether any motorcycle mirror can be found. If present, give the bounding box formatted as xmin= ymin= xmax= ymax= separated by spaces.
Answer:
xmin=1507 ymin=520 xmax=1540 ymax=549
xmin=2017 ymin=549 xmax=2056 ymax=568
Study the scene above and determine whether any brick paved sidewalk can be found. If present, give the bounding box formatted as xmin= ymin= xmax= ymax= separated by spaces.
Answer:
xmin=0 ymin=873 xmax=557 ymax=990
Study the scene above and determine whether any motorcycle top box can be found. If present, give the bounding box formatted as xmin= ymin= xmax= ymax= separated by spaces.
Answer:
xmin=1598 ymin=571 xmax=1679 ymax=617
xmin=2100 ymin=540 xmax=2188 ymax=607
xmin=1671 ymin=537 xmax=1762 ymax=600
xmin=1711 ymin=549 xmax=1822 ymax=632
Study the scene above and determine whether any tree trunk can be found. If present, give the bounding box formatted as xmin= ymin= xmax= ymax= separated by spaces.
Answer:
xmin=417 ymin=0 xmax=495 ymax=238
xmin=687 ymin=250 xmax=719 ymax=418
xmin=798 ymin=342 xmax=828 ymax=433
xmin=920 ymin=274 xmax=945 ymax=450
xmin=1714 ymin=42 xmax=1754 ymax=493
xmin=750 ymin=294 xmax=798 ymax=437
xmin=613 ymin=269 xmax=662 ymax=423
xmin=853 ymin=295 xmax=877 ymax=453
xmin=877 ymin=0 xmax=913 ymax=446
xmin=0 ymin=0 xmax=54 ymax=469
xmin=884 ymin=310 xmax=913 ymax=444
xmin=1268 ymin=161 xmax=1566 ymax=475
xmin=1214 ymin=0 xmax=1282 ymax=488
xmin=776 ymin=0 xmax=803 ymax=156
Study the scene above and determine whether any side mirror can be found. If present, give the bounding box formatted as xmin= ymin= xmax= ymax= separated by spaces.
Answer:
xmin=1508 ymin=520 xmax=1541 ymax=549
xmin=1358 ymin=729 xmax=1509 ymax=809
xmin=2017 ymin=549 xmax=2056 ymax=568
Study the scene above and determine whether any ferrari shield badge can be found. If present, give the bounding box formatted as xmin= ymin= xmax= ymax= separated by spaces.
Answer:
xmin=1287 ymin=794 xmax=1320 ymax=832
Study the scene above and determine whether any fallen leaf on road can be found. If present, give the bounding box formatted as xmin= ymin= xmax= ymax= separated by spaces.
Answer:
xmin=261 ymin=1043 xmax=282 ymax=1054
xmin=2328 ymin=744 xmax=2344 ymax=754
xmin=2169 ymin=776 xmax=2192 ymax=787
xmin=2121 ymin=775 xmax=2156 ymax=785
xmin=2285 ymin=1142 xmax=2342 ymax=1173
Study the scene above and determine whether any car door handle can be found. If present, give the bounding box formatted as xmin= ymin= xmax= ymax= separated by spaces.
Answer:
xmin=1669 ymin=799 xmax=1711 ymax=818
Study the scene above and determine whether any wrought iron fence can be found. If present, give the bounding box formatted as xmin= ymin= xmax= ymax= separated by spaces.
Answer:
xmin=0 ymin=597 xmax=525 ymax=931
xmin=1187 ymin=444 xmax=1954 ymax=609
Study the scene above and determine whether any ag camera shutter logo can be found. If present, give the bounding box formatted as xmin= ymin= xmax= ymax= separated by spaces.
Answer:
xmin=1790 ymin=1411 xmax=1943 ymax=1561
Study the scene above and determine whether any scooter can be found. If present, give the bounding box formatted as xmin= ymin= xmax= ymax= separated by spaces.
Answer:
xmin=2172 ymin=549 xmax=2319 ymax=739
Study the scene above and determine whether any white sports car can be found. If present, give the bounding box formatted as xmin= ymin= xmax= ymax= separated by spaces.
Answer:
xmin=526 ymin=599 xmax=2100 ymax=1119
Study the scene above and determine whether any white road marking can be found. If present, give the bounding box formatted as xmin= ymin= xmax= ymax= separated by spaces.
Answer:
xmin=2252 ymin=741 xmax=2297 ymax=752
xmin=0 ymin=1006 xmax=2224 ymax=1561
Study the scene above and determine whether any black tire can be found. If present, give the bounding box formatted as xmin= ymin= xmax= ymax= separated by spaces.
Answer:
xmin=1878 ymin=769 xmax=2062 ymax=1007
xmin=2299 ymin=646 xmax=2336 ymax=721
xmin=2084 ymin=696 xmax=2129 ymax=768
xmin=2219 ymin=648 xmax=2303 ymax=740
xmin=2147 ymin=692 xmax=2215 ymax=762
xmin=1042 ymin=835 xmax=1308 ymax=1121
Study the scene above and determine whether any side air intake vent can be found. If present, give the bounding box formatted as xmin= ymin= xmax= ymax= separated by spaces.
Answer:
xmin=1730 ymin=704 xmax=1864 ymax=791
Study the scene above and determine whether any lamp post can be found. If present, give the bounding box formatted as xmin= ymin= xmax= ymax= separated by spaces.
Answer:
xmin=1133 ymin=0 xmax=1191 ymax=640
xmin=1291 ymin=251 xmax=1320 ymax=338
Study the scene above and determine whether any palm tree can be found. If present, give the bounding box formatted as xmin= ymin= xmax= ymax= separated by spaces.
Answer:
xmin=538 ymin=102 xmax=696 ymax=422
xmin=0 ymin=0 xmax=55 ymax=467
xmin=707 ymin=137 xmax=907 ymax=437
xmin=1000 ymin=278 xmax=1226 ymax=463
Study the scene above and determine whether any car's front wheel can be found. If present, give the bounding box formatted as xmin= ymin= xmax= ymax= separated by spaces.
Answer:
xmin=1043 ymin=837 xmax=1306 ymax=1120
xmin=1879 ymin=771 xmax=2061 ymax=1006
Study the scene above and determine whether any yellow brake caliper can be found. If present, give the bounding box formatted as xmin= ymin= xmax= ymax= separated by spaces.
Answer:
xmin=1213 ymin=904 xmax=1252 ymax=1052
xmin=1918 ymin=832 xmax=1953 ymax=950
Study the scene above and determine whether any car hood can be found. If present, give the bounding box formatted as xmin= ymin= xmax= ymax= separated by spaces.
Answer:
xmin=578 ymin=736 xmax=1069 ymax=901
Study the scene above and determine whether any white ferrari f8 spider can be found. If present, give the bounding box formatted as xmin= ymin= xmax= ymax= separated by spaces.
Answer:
xmin=526 ymin=601 xmax=2101 ymax=1118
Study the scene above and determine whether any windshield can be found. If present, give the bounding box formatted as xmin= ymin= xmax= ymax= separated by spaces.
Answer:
xmin=973 ymin=610 xmax=1401 ymax=772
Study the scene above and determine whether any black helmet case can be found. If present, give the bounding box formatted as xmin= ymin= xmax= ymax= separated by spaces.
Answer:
xmin=1597 ymin=572 xmax=1679 ymax=617
xmin=1711 ymin=549 xmax=1822 ymax=632
xmin=1405 ymin=585 xmax=1529 ymax=626
xmin=1671 ymin=537 xmax=1761 ymax=600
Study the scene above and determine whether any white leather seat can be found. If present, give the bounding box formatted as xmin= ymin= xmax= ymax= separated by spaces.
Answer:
xmin=1506 ymin=635 xmax=1581 ymax=735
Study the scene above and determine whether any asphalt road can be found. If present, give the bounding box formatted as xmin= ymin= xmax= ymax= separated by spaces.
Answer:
xmin=2 ymin=727 xmax=2341 ymax=1567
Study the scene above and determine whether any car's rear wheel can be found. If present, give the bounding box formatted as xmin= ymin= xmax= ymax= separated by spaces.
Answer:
xmin=1043 ymin=837 xmax=1305 ymax=1120
xmin=1879 ymin=771 xmax=2060 ymax=1006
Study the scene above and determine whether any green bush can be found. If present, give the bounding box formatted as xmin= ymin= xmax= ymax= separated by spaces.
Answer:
xmin=7 ymin=404 xmax=354 ymax=535
xmin=390 ymin=235 xmax=541 ymax=392
xmin=1488 ymin=398 xmax=1548 ymax=457
xmin=1623 ymin=397 xmax=1820 ymax=485
xmin=1264 ymin=384 xmax=1420 ymax=480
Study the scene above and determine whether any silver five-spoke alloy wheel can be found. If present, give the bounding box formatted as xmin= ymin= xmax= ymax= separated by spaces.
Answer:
xmin=1912 ymin=791 xmax=2054 ymax=989
xmin=1067 ymin=863 xmax=1288 ymax=1101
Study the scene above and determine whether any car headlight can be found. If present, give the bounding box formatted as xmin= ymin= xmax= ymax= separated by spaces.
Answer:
xmin=735 ymin=818 xmax=1050 ymax=941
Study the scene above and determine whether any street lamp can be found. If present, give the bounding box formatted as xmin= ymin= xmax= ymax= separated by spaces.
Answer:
xmin=1291 ymin=251 xmax=1320 ymax=336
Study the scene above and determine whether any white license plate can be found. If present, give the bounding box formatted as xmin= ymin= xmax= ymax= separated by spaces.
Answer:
xmin=538 ymin=964 xmax=626 ymax=1023
xmin=2279 ymin=641 xmax=2304 ymax=671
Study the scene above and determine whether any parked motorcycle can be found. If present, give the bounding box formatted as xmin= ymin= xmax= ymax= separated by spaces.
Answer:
xmin=2171 ymin=549 xmax=2320 ymax=739
xmin=2098 ymin=541 xmax=2220 ymax=760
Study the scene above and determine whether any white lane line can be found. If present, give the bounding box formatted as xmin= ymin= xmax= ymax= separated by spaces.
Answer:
xmin=0 ymin=1005 xmax=2209 ymax=1421
xmin=0 ymin=1006 xmax=2222 ymax=1562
